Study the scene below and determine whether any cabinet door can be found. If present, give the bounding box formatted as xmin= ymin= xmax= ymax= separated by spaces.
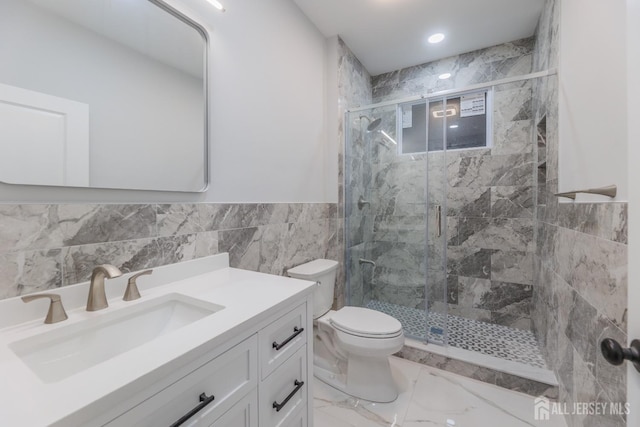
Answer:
xmin=279 ymin=406 xmax=307 ymax=427
xmin=209 ymin=390 xmax=257 ymax=427
xmin=106 ymin=335 xmax=257 ymax=427
xmin=260 ymin=345 xmax=307 ymax=427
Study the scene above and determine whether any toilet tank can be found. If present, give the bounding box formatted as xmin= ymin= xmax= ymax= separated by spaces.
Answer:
xmin=287 ymin=259 xmax=338 ymax=319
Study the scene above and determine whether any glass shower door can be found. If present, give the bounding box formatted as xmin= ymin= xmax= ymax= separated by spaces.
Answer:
xmin=398 ymin=99 xmax=448 ymax=344
xmin=344 ymin=98 xmax=449 ymax=344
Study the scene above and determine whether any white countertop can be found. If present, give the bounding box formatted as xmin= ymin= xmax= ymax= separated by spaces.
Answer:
xmin=0 ymin=253 xmax=315 ymax=426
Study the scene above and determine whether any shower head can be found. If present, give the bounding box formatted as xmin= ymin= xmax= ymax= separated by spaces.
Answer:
xmin=366 ymin=118 xmax=382 ymax=132
xmin=359 ymin=115 xmax=382 ymax=132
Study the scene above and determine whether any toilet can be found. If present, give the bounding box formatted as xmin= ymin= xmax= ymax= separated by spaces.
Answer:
xmin=287 ymin=259 xmax=404 ymax=402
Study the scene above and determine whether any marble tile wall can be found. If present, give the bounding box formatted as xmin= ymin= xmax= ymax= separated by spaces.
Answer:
xmin=350 ymin=41 xmax=537 ymax=331
xmin=371 ymin=37 xmax=535 ymax=104
xmin=531 ymin=1 xmax=628 ymax=426
xmin=0 ymin=203 xmax=337 ymax=300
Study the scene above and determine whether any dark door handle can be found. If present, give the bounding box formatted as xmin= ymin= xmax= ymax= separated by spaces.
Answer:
xmin=600 ymin=338 xmax=640 ymax=372
xmin=272 ymin=380 xmax=304 ymax=412
xmin=272 ymin=326 xmax=304 ymax=351
xmin=170 ymin=392 xmax=215 ymax=427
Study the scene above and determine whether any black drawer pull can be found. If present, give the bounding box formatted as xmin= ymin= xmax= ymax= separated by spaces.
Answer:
xmin=170 ymin=392 xmax=215 ymax=427
xmin=272 ymin=380 xmax=304 ymax=412
xmin=272 ymin=326 xmax=304 ymax=351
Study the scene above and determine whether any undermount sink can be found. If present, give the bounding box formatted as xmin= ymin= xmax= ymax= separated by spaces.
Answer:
xmin=9 ymin=293 xmax=224 ymax=383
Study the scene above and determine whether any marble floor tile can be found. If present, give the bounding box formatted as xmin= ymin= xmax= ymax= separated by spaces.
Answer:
xmin=314 ymin=357 xmax=421 ymax=427
xmin=315 ymin=357 xmax=567 ymax=427
xmin=403 ymin=365 xmax=567 ymax=427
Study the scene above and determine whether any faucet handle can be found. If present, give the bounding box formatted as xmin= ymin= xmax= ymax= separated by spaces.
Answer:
xmin=22 ymin=293 xmax=68 ymax=324
xmin=124 ymin=269 xmax=153 ymax=301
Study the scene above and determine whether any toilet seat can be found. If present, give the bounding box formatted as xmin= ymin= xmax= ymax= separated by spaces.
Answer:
xmin=330 ymin=307 xmax=403 ymax=339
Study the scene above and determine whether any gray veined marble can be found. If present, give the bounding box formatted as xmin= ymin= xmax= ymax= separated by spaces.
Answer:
xmin=0 ymin=250 xmax=61 ymax=299
xmin=372 ymin=37 xmax=535 ymax=103
xmin=457 ymin=277 xmax=532 ymax=327
xmin=62 ymin=234 xmax=200 ymax=286
xmin=491 ymin=250 xmax=533 ymax=285
xmin=492 ymin=186 xmax=534 ymax=219
xmin=490 ymin=154 xmax=535 ymax=187
xmin=396 ymin=346 xmax=557 ymax=399
xmin=556 ymin=202 xmax=628 ymax=244
xmin=446 ymin=152 xmax=493 ymax=188
xmin=0 ymin=205 xmax=63 ymax=253
xmin=0 ymin=203 xmax=338 ymax=304
xmin=493 ymin=120 xmax=535 ymax=156
xmin=447 ymin=187 xmax=491 ymax=218
xmin=493 ymin=82 xmax=533 ymax=123
xmin=157 ymin=204 xmax=202 ymax=237
xmin=447 ymin=246 xmax=493 ymax=279
xmin=458 ymin=217 xmax=534 ymax=252
xmin=58 ymin=204 xmax=157 ymax=246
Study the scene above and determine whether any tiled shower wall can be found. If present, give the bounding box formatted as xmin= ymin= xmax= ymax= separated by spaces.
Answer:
xmin=344 ymin=38 xmax=538 ymax=330
xmin=531 ymin=0 xmax=628 ymax=426
xmin=0 ymin=203 xmax=337 ymax=300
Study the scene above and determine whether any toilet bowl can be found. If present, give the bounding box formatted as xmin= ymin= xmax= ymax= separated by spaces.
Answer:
xmin=287 ymin=259 xmax=404 ymax=402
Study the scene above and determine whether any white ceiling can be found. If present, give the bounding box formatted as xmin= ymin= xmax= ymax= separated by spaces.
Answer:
xmin=293 ymin=0 xmax=545 ymax=76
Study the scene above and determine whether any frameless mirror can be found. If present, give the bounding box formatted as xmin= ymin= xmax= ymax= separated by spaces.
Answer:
xmin=0 ymin=0 xmax=208 ymax=192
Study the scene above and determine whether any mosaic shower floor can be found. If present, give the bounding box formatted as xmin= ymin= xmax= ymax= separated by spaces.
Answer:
xmin=366 ymin=300 xmax=547 ymax=369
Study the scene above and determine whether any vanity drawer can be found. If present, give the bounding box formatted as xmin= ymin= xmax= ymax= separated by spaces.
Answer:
xmin=259 ymin=345 xmax=307 ymax=427
xmin=106 ymin=335 xmax=258 ymax=427
xmin=259 ymin=303 xmax=307 ymax=379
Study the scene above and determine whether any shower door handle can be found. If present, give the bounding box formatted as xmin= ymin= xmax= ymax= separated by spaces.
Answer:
xmin=435 ymin=205 xmax=442 ymax=238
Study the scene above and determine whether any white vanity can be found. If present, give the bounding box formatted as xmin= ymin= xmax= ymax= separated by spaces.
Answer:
xmin=0 ymin=253 xmax=315 ymax=427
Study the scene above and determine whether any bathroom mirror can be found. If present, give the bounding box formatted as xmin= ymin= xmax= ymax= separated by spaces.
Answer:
xmin=0 ymin=0 xmax=208 ymax=192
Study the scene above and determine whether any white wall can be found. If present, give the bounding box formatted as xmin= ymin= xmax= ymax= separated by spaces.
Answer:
xmin=0 ymin=0 xmax=335 ymax=203
xmin=558 ymin=0 xmax=628 ymax=202
xmin=190 ymin=0 xmax=333 ymax=202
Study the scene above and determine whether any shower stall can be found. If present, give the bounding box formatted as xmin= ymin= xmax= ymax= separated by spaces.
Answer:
xmin=344 ymin=73 xmax=550 ymax=368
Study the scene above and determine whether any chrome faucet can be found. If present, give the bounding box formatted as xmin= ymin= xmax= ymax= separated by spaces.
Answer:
xmin=86 ymin=264 xmax=123 ymax=311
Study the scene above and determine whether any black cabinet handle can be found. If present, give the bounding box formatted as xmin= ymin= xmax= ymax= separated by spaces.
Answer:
xmin=272 ymin=380 xmax=304 ymax=412
xmin=600 ymin=338 xmax=640 ymax=372
xmin=170 ymin=392 xmax=215 ymax=427
xmin=272 ymin=326 xmax=304 ymax=351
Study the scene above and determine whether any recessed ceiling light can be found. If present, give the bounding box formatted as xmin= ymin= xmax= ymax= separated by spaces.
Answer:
xmin=428 ymin=33 xmax=445 ymax=44
xmin=205 ymin=0 xmax=225 ymax=11
xmin=439 ymin=73 xmax=452 ymax=80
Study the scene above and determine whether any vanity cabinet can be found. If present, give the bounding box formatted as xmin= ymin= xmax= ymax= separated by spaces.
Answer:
xmin=103 ymin=301 xmax=311 ymax=427
xmin=210 ymin=390 xmax=258 ymax=427
xmin=259 ymin=345 xmax=307 ymax=427
xmin=105 ymin=335 xmax=258 ymax=427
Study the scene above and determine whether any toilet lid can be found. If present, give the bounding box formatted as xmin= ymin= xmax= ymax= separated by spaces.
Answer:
xmin=330 ymin=307 xmax=403 ymax=338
